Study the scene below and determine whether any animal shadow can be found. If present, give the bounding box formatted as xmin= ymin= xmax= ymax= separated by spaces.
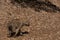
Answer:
xmin=11 ymin=0 xmax=60 ymax=12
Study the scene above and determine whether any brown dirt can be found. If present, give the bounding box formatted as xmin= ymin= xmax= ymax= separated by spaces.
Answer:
xmin=0 ymin=0 xmax=60 ymax=40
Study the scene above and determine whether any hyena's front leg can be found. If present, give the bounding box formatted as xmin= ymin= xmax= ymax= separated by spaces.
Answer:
xmin=7 ymin=24 xmax=16 ymax=37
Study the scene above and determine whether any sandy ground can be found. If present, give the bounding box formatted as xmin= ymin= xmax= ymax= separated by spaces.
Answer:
xmin=0 ymin=0 xmax=60 ymax=40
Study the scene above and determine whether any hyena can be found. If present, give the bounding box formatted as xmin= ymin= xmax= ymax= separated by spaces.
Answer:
xmin=7 ymin=19 xmax=29 ymax=37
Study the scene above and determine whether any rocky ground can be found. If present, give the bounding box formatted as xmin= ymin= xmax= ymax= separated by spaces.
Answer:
xmin=0 ymin=0 xmax=60 ymax=40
